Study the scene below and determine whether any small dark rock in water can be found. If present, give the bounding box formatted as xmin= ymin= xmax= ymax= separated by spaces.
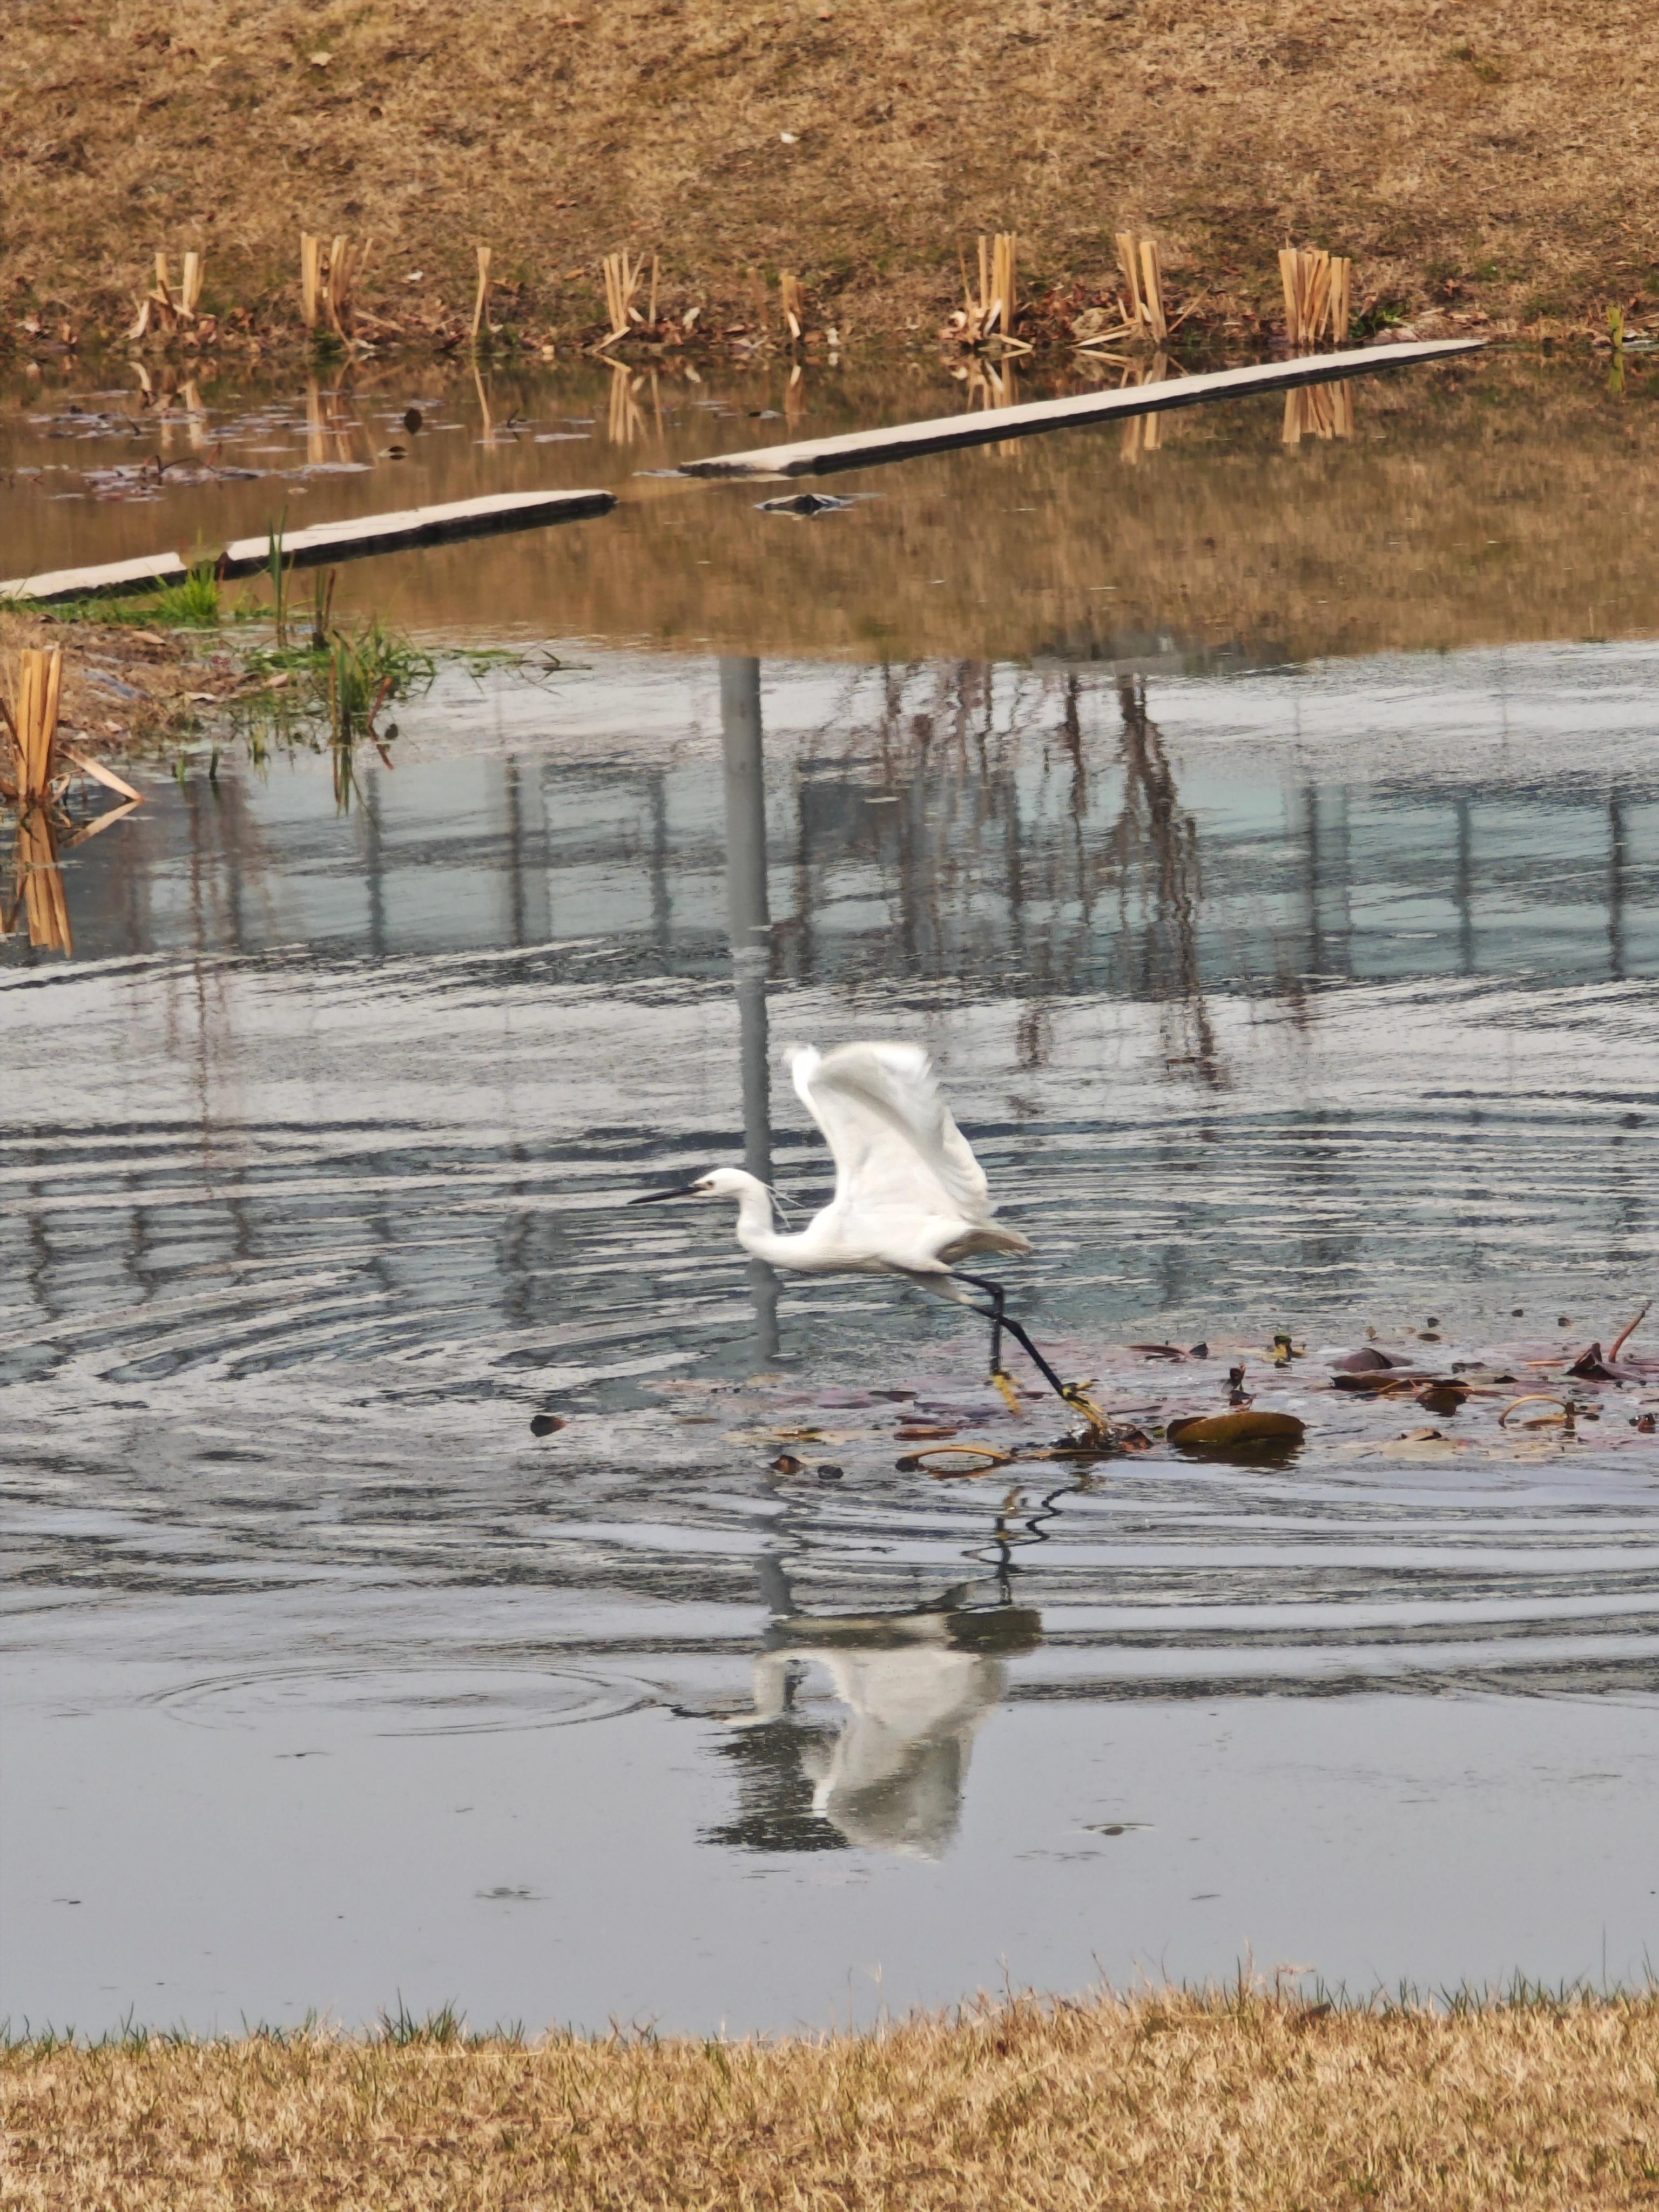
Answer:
xmin=1513 ymin=1307 xmax=1526 ymax=1316
xmin=756 ymin=491 xmax=853 ymax=516
xmin=894 ymin=1454 xmax=920 ymax=1472
xmin=1415 ymin=1382 xmax=1469 ymax=1415
xmin=1187 ymin=1341 xmax=1209 ymax=1359
xmin=1426 ymin=1316 xmax=1440 ymax=1327
xmin=816 ymin=1464 xmax=845 ymax=1481
xmin=529 ymin=1413 xmax=565 ymax=1437
xmin=770 ymin=1453 xmax=806 ymax=1475
xmin=403 ymin=406 xmax=423 ymax=433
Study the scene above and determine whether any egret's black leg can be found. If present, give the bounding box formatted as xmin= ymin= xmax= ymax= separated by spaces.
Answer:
xmin=954 ymin=1272 xmax=1070 ymax=1405
xmin=953 ymin=1270 xmax=1007 ymax=1373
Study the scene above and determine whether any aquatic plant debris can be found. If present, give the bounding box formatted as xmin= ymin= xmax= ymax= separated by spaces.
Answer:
xmin=606 ymin=1319 xmax=1659 ymax=1479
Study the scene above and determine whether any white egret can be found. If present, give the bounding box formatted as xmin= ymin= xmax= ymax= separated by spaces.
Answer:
xmin=632 ymin=1041 xmax=1076 ymax=1405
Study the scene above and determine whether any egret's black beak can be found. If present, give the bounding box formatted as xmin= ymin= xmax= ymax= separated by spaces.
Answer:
xmin=630 ymin=1183 xmax=700 ymax=1205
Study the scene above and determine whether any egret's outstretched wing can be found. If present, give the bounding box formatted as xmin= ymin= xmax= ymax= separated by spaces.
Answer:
xmin=791 ymin=1042 xmax=994 ymax=1221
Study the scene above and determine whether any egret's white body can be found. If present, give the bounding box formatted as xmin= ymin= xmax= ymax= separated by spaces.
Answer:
xmin=683 ymin=1043 xmax=1029 ymax=1285
xmin=632 ymin=1040 xmax=1071 ymax=1398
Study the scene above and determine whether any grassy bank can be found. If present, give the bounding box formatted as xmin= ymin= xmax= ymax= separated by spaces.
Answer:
xmin=4 ymin=1 xmax=1657 ymax=358
xmin=5 ymin=1988 xmax=1658 ymax=2209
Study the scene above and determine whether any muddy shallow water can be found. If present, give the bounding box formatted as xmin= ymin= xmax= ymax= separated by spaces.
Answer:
xmin=2 ymin=356 xmax=1657 ymax=2035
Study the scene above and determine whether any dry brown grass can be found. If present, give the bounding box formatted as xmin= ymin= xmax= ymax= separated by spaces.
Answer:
xmin=3 ymin=1 xmax=1656 ymax=350
xmin=5 ymin=1990 xmax=1657 ymax=2210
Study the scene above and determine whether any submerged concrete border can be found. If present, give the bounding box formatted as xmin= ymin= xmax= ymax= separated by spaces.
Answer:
xmin=1 ymin=488 xmax=617 ymax=606
xmin=675 ymin=339 xmax=1486 ymax=479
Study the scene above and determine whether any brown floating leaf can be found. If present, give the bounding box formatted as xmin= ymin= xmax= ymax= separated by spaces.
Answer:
xmin=1129 ymin=1343 xmax=1186 ymax=1360
xmin=896 ymin=1422 xmax=958 ymax=1440
xmin=1166 ymin=1410 xmax=1306 ymax=1452
xmin=1566 ymin=1342 xmax=1617 ymax=1381
xmin=528 ymin=1414 xmax=565 ymax=1438
xmin=769 ymin=1453 xmax=806 ymax=1475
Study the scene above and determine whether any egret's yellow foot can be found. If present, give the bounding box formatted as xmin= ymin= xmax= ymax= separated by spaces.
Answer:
xmin=1061 ymin=1382 xmax=1112 ymax=1437
xmin=990 ymin=1368 xmax=1023 ymax=1415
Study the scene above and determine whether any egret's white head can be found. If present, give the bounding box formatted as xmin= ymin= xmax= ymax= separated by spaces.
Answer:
xmin=630 ymin=1166 xmax=755 ymax=1206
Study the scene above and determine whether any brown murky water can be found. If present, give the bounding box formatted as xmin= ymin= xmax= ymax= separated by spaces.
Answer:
xmin=2 ymin=352 xmax=1656 ymax=2035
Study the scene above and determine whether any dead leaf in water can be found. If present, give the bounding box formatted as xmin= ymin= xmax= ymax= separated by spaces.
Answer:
xmin=1166 ymin=1409 xmax=1306 ymax=1452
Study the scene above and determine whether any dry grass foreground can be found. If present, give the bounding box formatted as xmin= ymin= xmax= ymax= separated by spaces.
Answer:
xmin=5 ymin=1991 xmax=1659 ymax=2210
xmin=4 ymin=0 xmax=1658 ymax=348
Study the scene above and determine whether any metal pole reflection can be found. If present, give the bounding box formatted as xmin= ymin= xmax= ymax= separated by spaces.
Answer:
xmin=720 ymin=656 xmax=779 ymax=1362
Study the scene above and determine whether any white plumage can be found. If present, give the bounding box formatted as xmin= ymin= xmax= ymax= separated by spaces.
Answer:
xmin=632 ymin=1040 xmax=1071 ymax=1400
xmin=635 ymin=1042 xmax=1026 ymax=1280
xmin=781 ymin=1042 xmax=1030 ymax=1276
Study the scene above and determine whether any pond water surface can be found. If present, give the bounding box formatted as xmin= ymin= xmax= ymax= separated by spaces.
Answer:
xmin=3 ymin=354 xmax=1657 ymax=2035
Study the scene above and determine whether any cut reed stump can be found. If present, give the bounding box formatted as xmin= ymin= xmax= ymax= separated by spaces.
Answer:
xmin=471 ymin=245 xmax=493 ymax=342
xmin=326 ymin=235 xmax=366 ymax=338
xmin=300 ymin=232 xmax=323 ymax=331
xmin=779 ymin=270 xmax=806 ymax=342
xmin=1115 ymin=233 xmax=1169 ymax=342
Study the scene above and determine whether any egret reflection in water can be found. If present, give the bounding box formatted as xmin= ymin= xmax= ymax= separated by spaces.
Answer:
xmin=706 ymin=1545 xmax=1042 ymax=1860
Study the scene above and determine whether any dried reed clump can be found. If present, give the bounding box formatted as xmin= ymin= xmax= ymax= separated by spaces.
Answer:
xmin=125 ymin=248 xmax=207 ymax=341
xmin=1284 ymin=379 xmax=1357 ymax=443
xmin=1280 ymin=246 xmax=1354 ymax=348
xmin=1 ymin=647 xmax=64 ymax=806
xmin=598 ymin=248 xmax=658 ymax=345
xmin=4 ymin=1988 xmax=1657 ymax=2211
xmin=947 ymin=232 xmax=1024 ymax=350
xmin=1 ymin=645 xmax=145 ymax=956
xmin=300 ymin=231 xmax=368 ymax=338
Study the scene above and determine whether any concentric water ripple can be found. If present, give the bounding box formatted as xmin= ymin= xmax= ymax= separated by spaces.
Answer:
xmin=3 ymin=639 xmax=1656 ymax=2029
